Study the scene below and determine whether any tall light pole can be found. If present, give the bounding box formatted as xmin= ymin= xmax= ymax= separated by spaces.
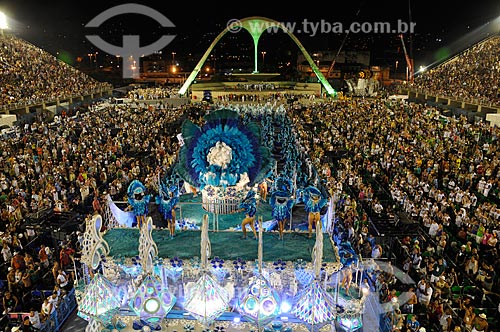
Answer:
xmin=261 ymin=51 xmax=266 ymax=65
xmin=171 ymin=52 xmax=176 ymax=65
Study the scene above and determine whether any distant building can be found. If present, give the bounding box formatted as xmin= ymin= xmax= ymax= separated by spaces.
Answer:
xmin=297 ymin=50 xmax=391 ymax=92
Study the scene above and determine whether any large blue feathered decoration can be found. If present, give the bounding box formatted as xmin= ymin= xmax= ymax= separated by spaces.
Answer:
xmin=175 ymin=109 xmax=273 ymax=190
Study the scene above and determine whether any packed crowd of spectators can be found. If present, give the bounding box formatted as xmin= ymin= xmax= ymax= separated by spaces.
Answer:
xmin=0 ymin=34 xmax=111 ymax=108
xmin=285 ymin=97 xmax=500 ymax=331
xmin=234 ymin=83 xmax=280 ymax=91
xmin=0 ymin=99 xmax=210 ymax=330
xmin=410 ymin=36 xmax=500 ymax=107
xmin=126 ymin=86 xmax=180 ymax=100
xmin=214 ymin=92 xmax=318 ymax=103
xmin=0 ymin=79 xmax=499 ymax=332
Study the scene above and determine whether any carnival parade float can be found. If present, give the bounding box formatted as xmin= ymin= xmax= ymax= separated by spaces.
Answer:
xmin=75 ymin=108 xmax=367 ymax=332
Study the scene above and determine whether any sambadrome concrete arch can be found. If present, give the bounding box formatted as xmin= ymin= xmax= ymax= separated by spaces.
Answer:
xmin=178 ymin=16 xmax=336 ymax=96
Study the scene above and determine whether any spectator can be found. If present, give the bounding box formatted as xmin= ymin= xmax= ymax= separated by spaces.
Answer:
xmin=28 ymin=309 xmax=41 ymax=330
xmin=59 ymin=245 xmax=74 ymax=271
xmin=6 ymin=267 xmax=19 ymax=295
xmin=2 ymin=291 xmax=19 ymax=314
xmin=406 ymin=314 xmax=421 ymax=332
xmin=51 ymin=262 xmax=61 ymax=285
xmin=40 ymin=297 xmax=54 ymax=322
xmin=430 ymin=257 xmax=446 ymax=283
xmin=47 ymin=292 xmax=60 ymax=311
xmin=0 ymin=34 xmax=112 ymax=108
xmin=402 ymin=286 xmax=418 ymax=314
xmin=1 ymin=242 xmax=12 ymax=263
xmin=465 ymin=254 xmax=479 ymax=278
xmin=371 ymin=243 xmax=383 ymax=259
xmin=471 ymin=312 xmax=489 ymax=332
xmin=56 ymin=269 xmax=72 ymax=292
xmin=11 ymin=251 xmax=25 ymax=271
xmin=463 ymin=301 xmax=476 ymax=331
xmin=38 ymin=244 xmax=49 ymax=269
xmin=411 ymin=36 xmax=500 ymax=107
xmin=439 ymin=307 xmax=453 ymax=332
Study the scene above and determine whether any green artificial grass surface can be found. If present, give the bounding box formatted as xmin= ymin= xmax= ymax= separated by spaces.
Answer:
xmin=175 ymin=194 xmax=277 ymax=230
xmin=103 ymin=228 xmax=337 ymax=262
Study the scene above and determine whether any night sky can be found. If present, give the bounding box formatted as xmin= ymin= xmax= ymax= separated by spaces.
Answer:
xmin=1 ymin=0 xmax=499 ymax=67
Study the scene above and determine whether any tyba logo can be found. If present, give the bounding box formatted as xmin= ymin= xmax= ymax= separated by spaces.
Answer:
xmin=85 ymin=3 xmax=176 ymax=78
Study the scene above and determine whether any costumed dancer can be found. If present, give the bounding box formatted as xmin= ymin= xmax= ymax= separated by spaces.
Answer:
xmin=239 ymin=190 xmax=258 ymax=240
xmin=258 ymin=168 xmax=275 ymax=202
xmin=269 ymin=175 xmax=295 ymax=240
xmin=156 ymin=183 xmax=179 ymax=239
xmin=258 ymin=180 xmax=268 ymax=202
xmin=127 ymin=180 xmax=151 ymax=228
xmin=299 ymin=186 xmax=328 ymax=238
xmin=339 ymin=241 xmax=358 ymax=294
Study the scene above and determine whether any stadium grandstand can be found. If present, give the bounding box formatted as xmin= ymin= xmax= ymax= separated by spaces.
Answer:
xmin=0 ymin=33 xmax=111 ymax=111
xmin=410 ymin=35 xmax=500 ymax=107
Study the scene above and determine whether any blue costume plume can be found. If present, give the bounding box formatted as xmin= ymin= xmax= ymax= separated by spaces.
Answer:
xmin=156 ymin=183 xmax=179 ymax=220
xmin=273 ymin=174 xmax=294 ymax=193
xmin=298 ymin=186 xmax=328 ymax=213
xmin=174 ymin=108 xmax=273 ymax=190
xmin=338 ymin=241 xmax=358 ymax=267
xmin=269 ymin=175 xmax=295 ymax=222
xmin=269 ymin=191 xmax=295 ymax=222
xmin=127 ymin=180 xmax=151 ymax=217
xmin=239 ymin=190 xmax=257 ymax=217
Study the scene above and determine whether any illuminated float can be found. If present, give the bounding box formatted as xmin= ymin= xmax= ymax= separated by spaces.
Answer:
xmin=75 ymin=108 xmax=368 ymax=332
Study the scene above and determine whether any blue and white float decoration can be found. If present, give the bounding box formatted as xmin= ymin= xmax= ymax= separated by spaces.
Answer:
xmin=175 ymin=109 xmax=273 ymax=214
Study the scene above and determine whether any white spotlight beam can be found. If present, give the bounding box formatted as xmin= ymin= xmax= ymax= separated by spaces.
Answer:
xmin=0 ymin=12 xmax=8 ymax=30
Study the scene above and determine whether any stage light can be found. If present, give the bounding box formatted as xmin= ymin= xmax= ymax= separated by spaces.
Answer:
xmin=0 ymin=12 xmax=8 ymax=30
xmin=338 ymin=317 xmax=362 ymax=331
xmin=492 ymin=16 xmax=500 ymax=33
xmin=341 ymin=318 xmax=352 ymax=328
xmin=233 ymin=317 xmax=241 ymax=323
xmin=280 ymin=301 xmax=291 ymax=313
xmin=144 ymin=298 xmax=160 ymax=313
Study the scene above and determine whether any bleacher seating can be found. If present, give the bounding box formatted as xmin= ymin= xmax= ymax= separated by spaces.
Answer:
xmin=0 ymin=33 xmax=110 ymax=109
xmin=411 ymin=36 xmax=500 ymax=107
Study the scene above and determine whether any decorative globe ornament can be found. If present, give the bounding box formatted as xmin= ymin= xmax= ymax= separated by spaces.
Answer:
xmin=237 ymin=275 xmax=281 ymax=329
xmin=130 ymin=273 xmax=176 ymax=329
